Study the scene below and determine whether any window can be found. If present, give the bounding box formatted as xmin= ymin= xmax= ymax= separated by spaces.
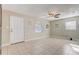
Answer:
xmin=65 ymin=21 xmax=76 ymax=30
xmin=35 ymin=23 xmax=43 ymax=33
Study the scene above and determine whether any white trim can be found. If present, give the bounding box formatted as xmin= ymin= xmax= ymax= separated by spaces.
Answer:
xmin=1 ymin=36 xmax=49 ymax=48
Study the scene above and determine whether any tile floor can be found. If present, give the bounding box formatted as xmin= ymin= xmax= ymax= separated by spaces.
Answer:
xmin=2 ymin=38 xmax=79 ymax=55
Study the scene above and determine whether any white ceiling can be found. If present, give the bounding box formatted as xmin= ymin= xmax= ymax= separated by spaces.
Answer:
xmin=2 ymin=4 xmax=79 ymax=21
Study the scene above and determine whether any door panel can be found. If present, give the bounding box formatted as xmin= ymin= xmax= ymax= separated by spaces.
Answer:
xmin=10 ymin=16 xmax=24 ymax=44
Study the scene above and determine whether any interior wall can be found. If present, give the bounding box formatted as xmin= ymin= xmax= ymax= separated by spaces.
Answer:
xmin=24 ymin=18 xmax=50 ymax=40
xmin=50 ymin=16 xmax=79 ymax=42
xmin=2 ymin=10 xmax=50 ymax=46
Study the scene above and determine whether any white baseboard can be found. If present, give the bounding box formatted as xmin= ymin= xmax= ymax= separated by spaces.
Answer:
xmin=2 ymin=36 xmax=49 ymax=48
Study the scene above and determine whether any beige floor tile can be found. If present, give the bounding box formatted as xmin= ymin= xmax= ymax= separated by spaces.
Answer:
xmin=2 ymin=38 xmax=79 ymax=55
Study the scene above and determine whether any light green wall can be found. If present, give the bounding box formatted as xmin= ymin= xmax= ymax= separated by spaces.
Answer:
xmin=50 ymin=16 xmax=79 ymax=41
xmin=2 ymin=10 xmax=50 ymax=46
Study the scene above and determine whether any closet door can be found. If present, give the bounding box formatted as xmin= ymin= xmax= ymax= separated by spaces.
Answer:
xmin=10 ymin=16 xmax=24 ymax=44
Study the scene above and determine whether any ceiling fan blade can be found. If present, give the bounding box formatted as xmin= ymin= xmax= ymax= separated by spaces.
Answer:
xmin=54 ymin=14 xmax=60 ymax=18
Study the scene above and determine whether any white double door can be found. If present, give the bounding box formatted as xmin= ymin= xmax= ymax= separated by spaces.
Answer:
xmin=10 ymin=16 xmax=24 ymax=44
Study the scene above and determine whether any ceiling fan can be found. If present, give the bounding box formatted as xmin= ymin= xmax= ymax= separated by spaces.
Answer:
xmin=40 ymin=9 xmax=61 ymax=19
xmin=48 ymin=9 xmax=60 ymax=18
